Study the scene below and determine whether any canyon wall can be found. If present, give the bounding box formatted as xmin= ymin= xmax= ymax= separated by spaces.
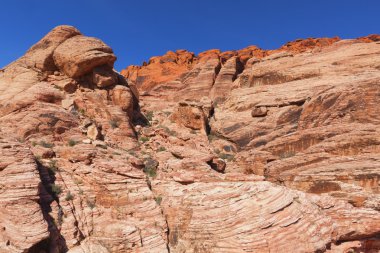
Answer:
xmin=0 ymin=26 xmax=379 ymax=252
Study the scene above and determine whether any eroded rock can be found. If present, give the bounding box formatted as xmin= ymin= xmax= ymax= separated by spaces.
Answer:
xmin=53 ymin=35 xmax=116 ymax=78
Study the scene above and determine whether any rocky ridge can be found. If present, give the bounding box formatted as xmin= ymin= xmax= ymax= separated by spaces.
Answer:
xmin=0 ymin=26 xmax=379 ymax=252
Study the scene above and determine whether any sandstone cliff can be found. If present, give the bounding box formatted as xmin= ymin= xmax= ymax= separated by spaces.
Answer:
xmin=0 ymin=26 xmax=379 ymax=252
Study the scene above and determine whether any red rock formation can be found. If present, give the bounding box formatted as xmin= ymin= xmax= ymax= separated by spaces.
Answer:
xmin=121 ymin=50 xmax=195 ymax=92
xmin=1 ymin=25 xmax=380 ymax=253
xmin=122 ymin=33 xmax=380 ymax=252
xmin=0 ymin=25 xmax=167 ymax=252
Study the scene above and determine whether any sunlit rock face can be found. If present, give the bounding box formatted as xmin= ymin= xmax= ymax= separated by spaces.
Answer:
xmin=122 ymin=34 xmax=380 ymax=252
xmin=1 ymin=25 xmax=380 ymax=252
xmin=0 ymin=25 xmax=166 ymax=253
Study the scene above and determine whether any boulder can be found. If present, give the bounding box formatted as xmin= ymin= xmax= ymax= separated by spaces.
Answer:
xmin=251 ymin=106 xmax=268 ymax=117
xmin=23 ymin=25 xmax=81 ymax=71
xmin=87 ymin=124 xmax=101 ymax=140
xmin=53 ymin=35 xmax=116 ymax=78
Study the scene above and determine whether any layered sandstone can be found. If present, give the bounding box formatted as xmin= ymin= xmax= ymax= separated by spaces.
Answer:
xmin=0 ymin=25 xmax=167 ymax=253
xmin=1 ymin=25 xmax=380 ymax=253
xmin=123 ymin=34 xmax=380 ymax=252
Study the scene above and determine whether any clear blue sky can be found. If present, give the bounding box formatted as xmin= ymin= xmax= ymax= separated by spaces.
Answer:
xmin=1 ymin=0 xmax=379 ymax=71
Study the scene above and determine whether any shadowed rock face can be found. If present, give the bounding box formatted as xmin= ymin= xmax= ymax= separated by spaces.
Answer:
xmin=1 ymin=25 xmax=380 ymax=252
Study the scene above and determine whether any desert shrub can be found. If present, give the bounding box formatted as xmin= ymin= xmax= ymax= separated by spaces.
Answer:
xmin=159 ymin=125 xmax=176 ymax=136
xmin=47 ymin=160 xmax=58 ymax=175
xmin=128 ymin=150 xmax=137 ymax=156
xmin=34 ymin=155 xmax=42 ymax=163
xmin=154 ymin=196 xmax=162 ymax=205
xmin=98 ymin=143 xmax=108 ymax=149
xmin=86 ymin=199 xmax=96 ymax=209
xmin=157 ymin=146 xmax=166 ymax=152
xmin=79 ymin=109 xmax=86 ymax=116
xmin=68 ymin=139 xmax=79 ymax=147
xmin=145 ymin=111 xmax=154 ymax=122
xmin=109 ymin=118 xmax=120 ymax=129
xmin=207 ymin=134 xmax=218 ymax=142
xmin=139 ymin=136 xmax=150 ymax=143
xmin=40 ymin=140 xmax=54 ymax=148
xmin=53 ymin=85 xmax=63 ymax=91
xmin=65 ymin=191 xmax=74 ymax=201
xmin=50 ymin=184 xmax=62 ymax=196
xmin=143 ymin=158 xmax=158 ymax=178
xmin=144 ymin=166 xmax=157 ymax=178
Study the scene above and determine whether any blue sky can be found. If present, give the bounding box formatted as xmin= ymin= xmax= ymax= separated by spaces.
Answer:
xmin=1 ymin=0 xmax=379 ymax=71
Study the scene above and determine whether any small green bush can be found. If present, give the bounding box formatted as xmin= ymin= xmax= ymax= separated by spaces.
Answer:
xmin=98 ymin=143 xmax=108 ymax=149
xmin=50 ymin=184 xmax=62 ymax=196
xmin=109 ymin=118 xmax=120 ymax=129
xmin=154 ymin=196 xmax=162 ymax=205
xmin=40 ymin=141 xmax=54 ymax=148
xmin=53 ymin=85 xmax=63 ymax=91
xmin=86 ymin=199 xmax=96 ymax=209
xmin=68 ymin=139 xmax=78 ymax=147
xmin=79 ymin=109 xmax=86 ymax=116
xmin=157 ymin=146 xmax=166 ymax=152
xmin=143 ymin=158 xmax=158 ymax=178
xmin=145 ymin=111 xmax=154 ymax=122
xmin=207 ymin=134 xmax=218 ymax=142
xmin=162 ymin=126 xmax=176 ymax=136
xmin=139 ymin=136 xmax=150 ymax=143
xmin=65 ymin=191 xmax=74 ymax=201
xmin=128 ymin=150 xmax=137 ymax=156
xmin=34 ymin=155 xmax=42 ymax=163
xmin=144 ymin=166 xmax=157 ymax=177
xmin=47 ymin=160 xmax=58 ymax=175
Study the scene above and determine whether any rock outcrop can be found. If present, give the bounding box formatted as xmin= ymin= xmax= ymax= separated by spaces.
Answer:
xmin=1 ymin=25 xmax=380 ymax=253
xmin=0 ymin=25 xmax=167 ymax=252
xmin=53 ymin=35 xmax=116 ymax=78
xmin=122 ymin=34 xmax=380 ymax=252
